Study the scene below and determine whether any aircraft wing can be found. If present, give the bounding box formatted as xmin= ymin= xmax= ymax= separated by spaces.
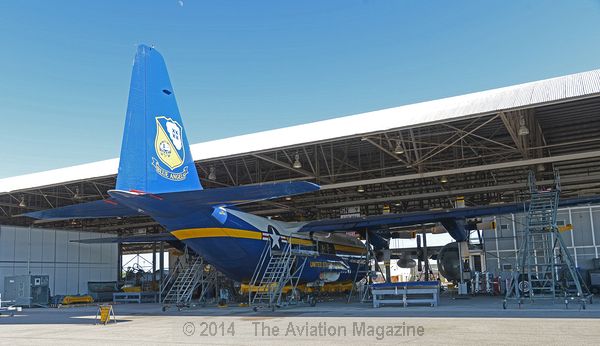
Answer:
xmin=299 ymin=195 xmax=600 ymax=240
xmin=390 ymin=246 xmax=445 ymax=260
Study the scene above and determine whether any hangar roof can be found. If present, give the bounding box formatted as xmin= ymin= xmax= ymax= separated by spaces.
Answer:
xmin=3 ymin=68 xmax=600 ymax=234
xmin=2 ymin=68 xmax=600 ymax=193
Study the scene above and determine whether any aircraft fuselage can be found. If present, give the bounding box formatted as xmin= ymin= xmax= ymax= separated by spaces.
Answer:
xmin=168 ymin=207 xmax=367 ymax=284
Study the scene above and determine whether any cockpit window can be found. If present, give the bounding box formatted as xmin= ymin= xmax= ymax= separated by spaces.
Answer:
xmin=318 ymin=241 xmax=336 ymax=255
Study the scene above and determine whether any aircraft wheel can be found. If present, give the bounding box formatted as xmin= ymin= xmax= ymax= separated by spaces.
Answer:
xmin=286 ymin=288 xmax=302 ymax=305
xmin=252 ymin=306 xmax=258 ymax=312
xmin=309 ymin=296 xmax=317 ymax=307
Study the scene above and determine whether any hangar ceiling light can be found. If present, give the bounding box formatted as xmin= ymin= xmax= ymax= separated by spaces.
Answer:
xmin=74 ymin=187 xmax=81 ymax=200
xmin=293 ymin=154 xmax=302 ymax=169
xmin=518 ymin=115 xmax=530 ymax=136
xmin=394 ymin=141 xmax=405 ymax=155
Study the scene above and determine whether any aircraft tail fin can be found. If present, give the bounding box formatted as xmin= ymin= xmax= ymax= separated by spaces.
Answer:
xmin=116 ymin=45 xmax=202 ymax=194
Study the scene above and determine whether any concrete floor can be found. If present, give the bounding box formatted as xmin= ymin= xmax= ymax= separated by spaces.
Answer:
xmin=1 ymin=296 xmax=600 ymax=345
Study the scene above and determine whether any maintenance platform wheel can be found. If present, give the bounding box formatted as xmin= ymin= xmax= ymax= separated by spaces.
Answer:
xmin=502 ymin=300 xmax=507 ymax=310
xmin=581 ymin=300 xmax=586 ymax=310
xmin=252 ymin=306 xmax=258 ymax=312
xmin=271 ymin=305 xmax=276 ymax=312
xmin=565 ymin=299 xmax=569 ymax=309
xmin=309 ymin=295 xmax=317 ymax=307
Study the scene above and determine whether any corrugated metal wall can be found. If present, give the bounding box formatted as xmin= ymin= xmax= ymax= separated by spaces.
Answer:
xmin=0 ymin=225 xmax=117 ymax=296
xmin=483 ymin=205 xmax=600 ymax=272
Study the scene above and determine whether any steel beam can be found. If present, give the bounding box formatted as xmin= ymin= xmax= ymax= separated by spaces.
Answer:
xmin=316 ymin=173 xmax=600 ymax=209
xmin=320 ymin=149 xmax=600 ymax=190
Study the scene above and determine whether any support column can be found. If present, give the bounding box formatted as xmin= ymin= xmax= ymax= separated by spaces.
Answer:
xmin=159 ymin=242 xmax=165 ymax=284
xmin=422 ymin=230 xmax=429 ymax=281
xmin=159 ymin=241 xmax=165 ymax=303
xmin=117 ymin=243 xmax=123 ymax=283
xmin=383 ymin=249 xmax=391 ymax=283
xmin=152 ymin=242 xmax=157 ymax=286
xmin=457 ymin=241 xmax=470 ymax=295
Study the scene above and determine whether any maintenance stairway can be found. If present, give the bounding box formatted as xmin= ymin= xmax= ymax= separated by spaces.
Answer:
xmin=248 ymin=240 xmax=310 ymax=311
xmin=160 ymin=248 xmax=217 ymax=310
xmin=504 ymin=170 xmax=592 ymax=309
xmin=347 ymin=246 xmax=380 ymax=303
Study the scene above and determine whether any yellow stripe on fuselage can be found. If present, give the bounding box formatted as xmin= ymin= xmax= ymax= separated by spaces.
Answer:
xmin=334 ymin=244 xmax=367 ymax=255
xmin=289 ymin=238 xmax=313 ymax=246
xmin=170 ymin=227 xmax=366 ymax=254
xmin=171 ymin=228 xmax=262 ymax=240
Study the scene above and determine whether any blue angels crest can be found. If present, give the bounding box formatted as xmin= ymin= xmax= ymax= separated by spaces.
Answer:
xmin=152 ymin=116 xmax=189 ymax=181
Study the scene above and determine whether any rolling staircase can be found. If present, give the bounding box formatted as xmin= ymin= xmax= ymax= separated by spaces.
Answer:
xmin=161 ymin=248 xmax=217 ymax=310
xmin=504 ymin=170 xmax=592 ymax=309
xmin=248 ymin=240 xmax=308 ymax=311
xmin=347 ymin=247 xmax=377 ymax=303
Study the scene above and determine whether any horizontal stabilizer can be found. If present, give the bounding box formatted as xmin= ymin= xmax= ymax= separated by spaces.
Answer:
xmin=158 ymin=181 xmax=319 ymax=205
xmin=108 ymin=181 xmax=319 ymax=217
xmin=72 ymin=233 xmax=177 ymax=244
xmin=23 ymin=198 xmax=144 ymax=220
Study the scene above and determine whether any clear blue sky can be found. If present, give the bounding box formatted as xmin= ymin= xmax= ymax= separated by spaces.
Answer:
xmin=1 ymin=1 xmax=600 ymax=178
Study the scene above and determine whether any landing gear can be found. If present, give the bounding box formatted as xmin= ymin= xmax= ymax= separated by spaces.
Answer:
xmin=306 ymin=285 xmax=322 ymax=307
xmin=285 ymin=288 xmax=302 ymax=306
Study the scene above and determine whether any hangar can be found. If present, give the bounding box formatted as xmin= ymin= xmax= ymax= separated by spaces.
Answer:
xmin=1 ymin=67 xmax=600 ymax=297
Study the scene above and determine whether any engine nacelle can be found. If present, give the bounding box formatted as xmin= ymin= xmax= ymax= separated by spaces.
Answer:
xmin=437 ymin=242 xmax=461 ymax=282
xmin=319 ymin=272 xmax=341 ymax=282
xmin=396 ymin=256 xmax=417 ymax=268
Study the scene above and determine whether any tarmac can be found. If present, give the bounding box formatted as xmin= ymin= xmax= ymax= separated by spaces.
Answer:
xmin=1 ymin=295 xmax=600 ymax=345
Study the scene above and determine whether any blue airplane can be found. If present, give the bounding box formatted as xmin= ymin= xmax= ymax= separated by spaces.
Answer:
xmin=25 ymin=45 xmax=600 ymax=287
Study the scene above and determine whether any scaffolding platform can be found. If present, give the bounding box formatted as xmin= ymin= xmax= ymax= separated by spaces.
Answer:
xmin=160 ymin=247 xmax=218 ymax=310
xmin=248 ymin=240 xmax=310 ymax=311
xmin=372 ymin=281 xmax=440 ymax=308
xmin=504 ymin=170 xmax=592 ymax=309
xmin=113 ymin=292 xmax=158 ymax=304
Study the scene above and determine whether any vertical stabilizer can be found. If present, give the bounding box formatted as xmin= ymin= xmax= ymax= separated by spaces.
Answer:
xmin=116 ymin=45 xmax=202 ymax=193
